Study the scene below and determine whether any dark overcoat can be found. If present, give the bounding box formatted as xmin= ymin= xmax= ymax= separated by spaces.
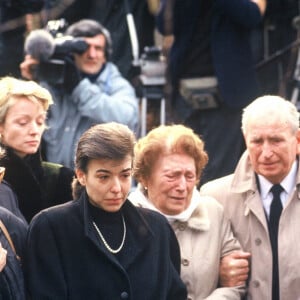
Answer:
xmin=0 ymin=206 xmax=28 ymax=300
xmin=0 ymin=146 xmax=74 ymax=222
xmin=157 ymin=0 xmax=263 ymax=109
xmin=25 ymin=193 xmax=187 ymax=300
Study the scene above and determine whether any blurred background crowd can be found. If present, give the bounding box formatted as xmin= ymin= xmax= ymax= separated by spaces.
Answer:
xmin=1 ymin=0 xmax=299 ymax=93
xmin=1 ymin=0 xmax=300 ymax=183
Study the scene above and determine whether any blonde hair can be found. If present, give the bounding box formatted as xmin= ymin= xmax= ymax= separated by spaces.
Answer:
xmin=0 ymin=76 xmax=53 ymax=124
xmin=133 ymin=124 xmax=208 ymax=184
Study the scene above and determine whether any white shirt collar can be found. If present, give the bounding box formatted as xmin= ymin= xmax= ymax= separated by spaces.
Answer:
xmin=258 ymin=160 xmax=298 ymax=216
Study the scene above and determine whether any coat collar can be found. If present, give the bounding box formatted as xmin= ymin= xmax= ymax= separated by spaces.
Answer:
xmin=231 ymin=151 xmax=300 ymax=194
xmin=230 ymin=151 xmax=300 ymax=227
xmin=129 ymin=185 xmax=211 ymax=232
xmin=175 ymin=198 xmax=211 ymax=232
xmin=230 ymin=150 xmax=257 ymax=194
xmin=0 ymin=145 xmax=45 ymax=222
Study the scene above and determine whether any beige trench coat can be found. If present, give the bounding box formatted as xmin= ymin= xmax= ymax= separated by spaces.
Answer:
xmin=200 ymin=151 xmax=300 ymax=300
xmin=129 ymin=187 xmax=245 ymax=299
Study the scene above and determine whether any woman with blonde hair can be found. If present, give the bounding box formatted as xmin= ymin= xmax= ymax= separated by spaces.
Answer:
xmin=0 ymin=76 xmax=74 ymax=223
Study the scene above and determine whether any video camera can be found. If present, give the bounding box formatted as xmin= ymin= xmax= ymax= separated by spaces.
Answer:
xmin=24 ymin=19 xmax=88 ymax=84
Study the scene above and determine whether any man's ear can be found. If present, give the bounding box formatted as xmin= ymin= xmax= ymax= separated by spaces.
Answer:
xmin=295 ymin=129 xmax=300 ymax=155
xmin=75 ymin=169 xmax=86 ymax=186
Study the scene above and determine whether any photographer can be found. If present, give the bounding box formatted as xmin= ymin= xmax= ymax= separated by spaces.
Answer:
xmin=20 ymin=19 xmax=139 ymax=169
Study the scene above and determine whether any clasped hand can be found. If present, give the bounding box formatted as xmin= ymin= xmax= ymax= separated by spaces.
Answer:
xmin=219 ymin=250 xmax=251 ymax=287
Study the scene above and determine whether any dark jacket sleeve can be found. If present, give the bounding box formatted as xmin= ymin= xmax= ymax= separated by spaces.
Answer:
xmin=215 ymin=0 xmax=262 ymax=28
xmin=25 ymin=212 xmax=68 ymax=299
xmin=167 ymin=222 xmax=181 ymax=273
xmin=0 ymin=207 xmax=28 ymax=258
xmin=156 ymin=0 xmax=172 ymax=35
xmin=0 ymin=207 xmax=27 ymax=300
xmin=0 ymin=182 xmax=27 ymax=224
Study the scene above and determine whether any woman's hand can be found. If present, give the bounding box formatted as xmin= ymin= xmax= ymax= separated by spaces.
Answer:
xmin=0 ymin=243 xmax=7 ymax=272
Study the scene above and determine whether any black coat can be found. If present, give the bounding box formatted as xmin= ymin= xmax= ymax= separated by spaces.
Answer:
xmin=0 ymin=206 xmax=28 ymax=300
xmin=25 ymin=193 xmax=187 ymax=300
xmin=0 ymin=147 xmax=74 ymax=222
xmin=0 ymin=181 xmax=26 ymax=224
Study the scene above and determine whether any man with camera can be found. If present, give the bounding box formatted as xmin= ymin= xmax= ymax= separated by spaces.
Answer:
xmin=20 ymin=19 xmax=139 ymax=169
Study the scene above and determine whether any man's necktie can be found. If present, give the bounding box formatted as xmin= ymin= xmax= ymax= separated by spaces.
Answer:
xmin=269 ymin=184 xmax=283 ymax=300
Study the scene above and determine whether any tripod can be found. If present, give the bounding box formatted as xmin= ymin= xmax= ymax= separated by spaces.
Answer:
xmin=291 ymin=44 xmax=300 ymax=108
xmin=139 ymin=74 xmax=166 ymax=137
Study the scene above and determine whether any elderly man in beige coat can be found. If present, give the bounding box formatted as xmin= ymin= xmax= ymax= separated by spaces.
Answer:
xmin=200 ymin=95 xmax=300 ymax=300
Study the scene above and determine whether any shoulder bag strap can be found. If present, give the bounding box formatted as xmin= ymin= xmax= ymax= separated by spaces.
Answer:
xmin=0 ymin=220 xmax=19 ymax=259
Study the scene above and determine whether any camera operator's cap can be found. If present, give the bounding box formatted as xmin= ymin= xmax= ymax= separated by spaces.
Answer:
xmin=0 ymin=167 xmax=5 ymax=183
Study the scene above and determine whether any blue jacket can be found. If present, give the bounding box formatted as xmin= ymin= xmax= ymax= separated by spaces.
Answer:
xmin=25 ymin=193 xmax=187 ymax=299
xmin=42 ymin=62 xmax=139 ymax=169
xmin=157 ymin=0 xmax=264 ymax=109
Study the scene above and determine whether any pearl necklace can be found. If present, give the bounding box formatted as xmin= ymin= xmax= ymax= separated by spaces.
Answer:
xmin=92 ymin=214 xmax=126 ymax=254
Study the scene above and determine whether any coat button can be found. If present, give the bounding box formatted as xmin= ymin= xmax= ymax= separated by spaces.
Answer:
xmin=252 ymin=280 xmax=260 ymax=288
xmin=255 ymin=238 xmax=262 ymax=246
xmin=182 ymin=258 xmax=190 ymax=266
xmin=120 ymin=291 xmax=129 ymax=299
xmin=178 ymin=223 xmax=187 ymax=231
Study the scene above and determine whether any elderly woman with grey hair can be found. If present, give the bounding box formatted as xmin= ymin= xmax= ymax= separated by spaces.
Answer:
xmin=129 ymin=124 xmax=248 ymax=299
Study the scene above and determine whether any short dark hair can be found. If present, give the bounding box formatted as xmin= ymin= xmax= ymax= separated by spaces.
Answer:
xmin=72 ymin=122 xmax=136 ymax=199
xmin=66 ymin=19 xmax=113 ymax=59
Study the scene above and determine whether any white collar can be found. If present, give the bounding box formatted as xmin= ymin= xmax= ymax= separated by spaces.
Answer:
xmin=128 ymin=184 xmax=201 ymax=223
xmin=258 ymin=160 xmax=298 ymax=198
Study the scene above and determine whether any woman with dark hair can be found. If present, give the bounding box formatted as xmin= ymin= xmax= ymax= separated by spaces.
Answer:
xmin=25 ymin=122 xmax=187 ymax=299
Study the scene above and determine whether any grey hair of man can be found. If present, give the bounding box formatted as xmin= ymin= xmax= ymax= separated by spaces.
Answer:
xmin=66 ymin=19 xmax=113 ymax=59
xmin=241 ymin=95 xmax=300 ymax=136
